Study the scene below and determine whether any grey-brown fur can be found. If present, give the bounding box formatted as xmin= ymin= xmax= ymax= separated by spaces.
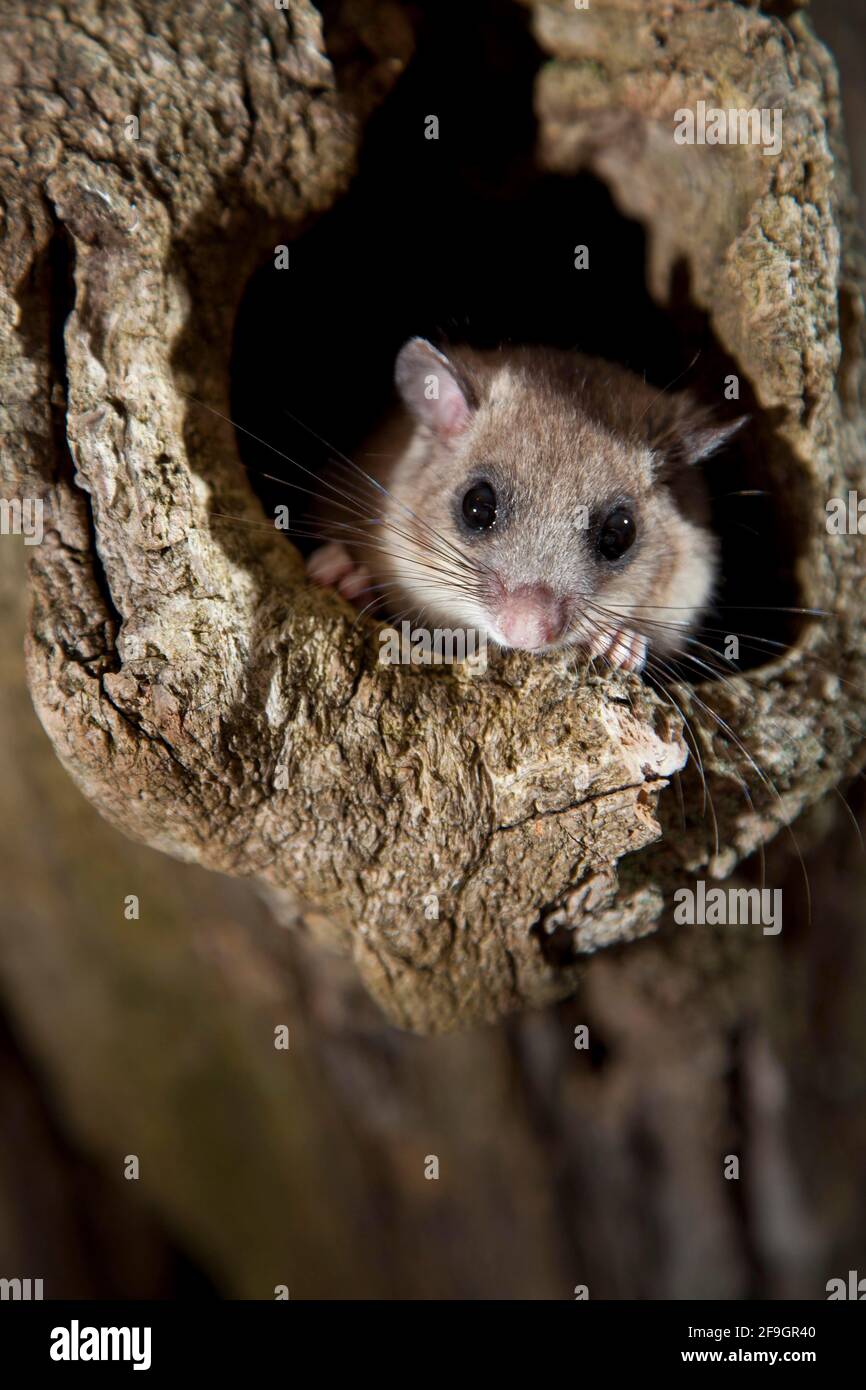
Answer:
xmin=317 ymin=341 xmax=742 ymax=664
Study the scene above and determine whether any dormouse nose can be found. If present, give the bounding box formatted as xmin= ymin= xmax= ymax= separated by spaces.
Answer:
xmin=496 ymin=584 xmax=567 ymax=651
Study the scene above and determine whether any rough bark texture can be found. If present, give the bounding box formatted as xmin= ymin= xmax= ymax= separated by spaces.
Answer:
xmin=1 ymin=0 xmax=864 ymax=1037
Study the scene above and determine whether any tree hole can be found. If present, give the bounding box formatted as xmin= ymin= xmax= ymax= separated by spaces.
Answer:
xmin=231 ymin=0 xmax=803 ymax=678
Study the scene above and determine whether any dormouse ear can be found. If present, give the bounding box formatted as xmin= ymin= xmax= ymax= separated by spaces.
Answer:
xmin=395 ymin=338 xmax=475 ymax=439
xmin=647 ymin=392 xmax=748 ymax=470
xmin=680 ymin=414 xmax=749 ymax=465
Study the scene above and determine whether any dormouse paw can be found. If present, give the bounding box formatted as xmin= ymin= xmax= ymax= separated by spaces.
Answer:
xmin=588 ymin=626 xmax=648 ymax=673
xmin=306 ymin=542 xmax=372 ymax=604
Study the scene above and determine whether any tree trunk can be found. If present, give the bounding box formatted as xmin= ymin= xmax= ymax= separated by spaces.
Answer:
xmin=1 ymin=0 xmax=865 ymax=1299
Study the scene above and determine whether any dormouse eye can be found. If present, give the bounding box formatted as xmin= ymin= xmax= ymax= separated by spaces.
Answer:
xmin=598 ymin=505 xmax=636 ymax=561
xmin=462 ymin=480 xmax=497 ymax=531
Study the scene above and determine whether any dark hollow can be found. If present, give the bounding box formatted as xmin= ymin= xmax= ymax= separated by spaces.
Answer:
xmin=231 ymin=0 xmax=802 ymax=675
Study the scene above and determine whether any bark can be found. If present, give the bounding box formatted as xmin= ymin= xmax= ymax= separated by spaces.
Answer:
xmin=1 ymin=0 xmax=864 ymax=1038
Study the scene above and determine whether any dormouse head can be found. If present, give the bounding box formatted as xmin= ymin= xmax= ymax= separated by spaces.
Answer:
xmin=390 ymin=337 xmax=744 ymax=658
